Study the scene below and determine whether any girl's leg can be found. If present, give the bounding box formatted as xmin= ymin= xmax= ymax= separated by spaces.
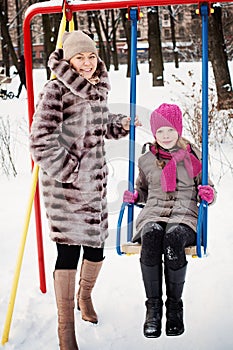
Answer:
xmin=163 ymin=224 xmax=196 ymax=336
xmin=140 ymin=222 xmax=164 ymax=338
xmin=163 ymin=224 xmax=195 ymax=270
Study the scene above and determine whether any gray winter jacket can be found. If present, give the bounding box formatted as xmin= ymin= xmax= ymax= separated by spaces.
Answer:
xmin=30 ymin=49 xmax=128 ymax=247
xmin=133 ymin=144 xmax=215 ymax=242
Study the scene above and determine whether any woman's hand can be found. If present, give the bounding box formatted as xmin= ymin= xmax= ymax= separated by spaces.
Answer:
xmin=122 ymin=116 xmax=142 ymax=131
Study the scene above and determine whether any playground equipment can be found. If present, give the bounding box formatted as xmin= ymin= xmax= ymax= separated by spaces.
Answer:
xmin=1 ymin=0 xmax=231 ymax=345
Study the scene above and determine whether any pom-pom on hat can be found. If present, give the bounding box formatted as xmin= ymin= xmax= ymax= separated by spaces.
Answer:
xmin=62 ymin=30 xmax=98 ymax=61
xmin=150 ymin=103 xmax=183 ymax=137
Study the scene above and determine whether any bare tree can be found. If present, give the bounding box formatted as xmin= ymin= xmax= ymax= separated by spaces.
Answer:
xmin=0 ymin=116 xmax=17 ymax=177
xmin=0 ymin=1 xmax=18 ymax=74
xmin=147 ymin=7 xmax=164 ymax=86
xmin=110 ymin=9 xmax=119 ymax=70
xmin=168 ymin=5 xmax=179 ymax=68
xmin=209 ymin=4 xmax=233 ymax=111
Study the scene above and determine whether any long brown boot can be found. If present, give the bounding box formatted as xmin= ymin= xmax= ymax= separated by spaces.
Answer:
xmin=54 ymin=270 xmax=79 ymax=350
xmin=77 ymin=259 xmax=103 ymax=324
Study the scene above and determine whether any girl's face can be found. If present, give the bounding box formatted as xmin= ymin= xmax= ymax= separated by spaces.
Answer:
xmin=155 ymin=126 xmax=179 ymax=150
xmin=70 ymin=52 xmax=98 ymax=80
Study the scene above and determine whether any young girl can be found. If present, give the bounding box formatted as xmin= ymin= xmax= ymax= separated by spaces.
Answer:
xmin=30 ymin=30 xmax=135 ymax=350
xmin=123 ymin=103 xmax=216 ymax=338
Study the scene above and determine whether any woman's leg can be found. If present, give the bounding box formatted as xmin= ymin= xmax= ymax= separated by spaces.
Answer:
xmin=77 ymin=246 xmax=104 ymax=324
xmin=163 ymin=224 xmax=196 ymax=336
xmin=140 ymin=222 xmax=164 ymax=338
xmin=55 ymin=243 xmax=81 ymax=269
xmin=54 ymin=244 xmax=80 ymax=349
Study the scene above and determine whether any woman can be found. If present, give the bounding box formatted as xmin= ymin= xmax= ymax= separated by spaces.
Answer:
xmin=123 ymin=103 xmax=216 ymax=339
xmin=30 ymin=30 xmax=136 ymax=350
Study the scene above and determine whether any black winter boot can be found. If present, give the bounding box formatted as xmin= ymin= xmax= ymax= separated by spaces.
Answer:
xmin=165 ymin=263 xmax=187 ymax=336
xmin=140 ymin=262 xmax=163 ymax=338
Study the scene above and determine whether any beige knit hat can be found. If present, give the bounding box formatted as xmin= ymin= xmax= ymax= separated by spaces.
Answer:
xmin=62 ymin=30 xmax=98 ymax=60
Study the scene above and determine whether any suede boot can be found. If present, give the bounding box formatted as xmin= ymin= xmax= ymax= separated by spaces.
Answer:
xmin=140 ymin=261 xmax=163 ymax=338
xmin=165 ymin=263 xmax=187 ymax=336
xmin=54 ymin=270 xmax=79 ymax=350
xmin=77 ymin=259 xmax=103 ymax=324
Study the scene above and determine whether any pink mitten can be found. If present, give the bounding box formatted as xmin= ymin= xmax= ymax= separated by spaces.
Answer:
xmin=123 ymin=190 xmax=138 ymax=204
xmin=198 ymin=185 xmax=214 ymax=204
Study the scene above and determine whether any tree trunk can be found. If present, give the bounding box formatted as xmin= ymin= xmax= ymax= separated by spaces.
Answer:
xmin=120 ymin=9 xmax=131 ymax=77
xmin=99 ymin=11 xmax=112 ymax=69
xmin=168 ymin=5 xmax=179 ymax=68
xmin=15 ymin=0 xmax=23 ymax=56
xmin=42 ymin=14 xmax=55 ymax=78
xmin=148 ymin=7 xmax=164 ymax=86
xmin=90 ymin=11 xmax=109 ymax=70
xmin=209 ymin=6 xmax=233 ymax=111
xmin=0 ymin=1 xmax=18 ymax=74
xmin=120 ymin=8 xmax=139 ymax=78
xmin=111 ymin=9 xmax=119 ymax=70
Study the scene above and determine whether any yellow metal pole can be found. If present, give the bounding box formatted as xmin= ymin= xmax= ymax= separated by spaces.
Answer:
xmin=50 ymin=10 xmax=67 ymax=80
xmin=69 ymin=17 xmax=74 ymax=32
xmin=1 ymin=164 xmax=39 ymax=345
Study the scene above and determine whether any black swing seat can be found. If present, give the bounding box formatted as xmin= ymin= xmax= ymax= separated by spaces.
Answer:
xmin=121 ymin=242 xmax=198 ymax=256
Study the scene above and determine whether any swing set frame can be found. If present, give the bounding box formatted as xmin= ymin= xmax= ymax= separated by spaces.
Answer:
xmin=1 ymin=0 xmax=231 ymax=345
xmin=22 ymin=0 xmax=227 ymax=290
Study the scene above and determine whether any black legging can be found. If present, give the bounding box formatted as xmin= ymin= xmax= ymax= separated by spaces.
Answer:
xmin=140 ymin=222 xmax=196 ymax=270
xmin=55 ymin=243 xmax=104 ymax=270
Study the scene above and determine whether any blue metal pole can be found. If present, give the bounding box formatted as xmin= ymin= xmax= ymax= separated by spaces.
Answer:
xmin=116 ymin=8 xmax=138 ymax=255
xmin=197 ymin=3 xmax=209 ymax=257
xmin=127 ymin=8 xmax=138 ymax=242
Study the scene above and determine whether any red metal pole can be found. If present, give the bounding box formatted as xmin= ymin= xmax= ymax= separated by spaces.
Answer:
xmin=23 ymin=0 xmax=228 ymax=19
xmin=24 ymin=16 xmax=46 ymax=294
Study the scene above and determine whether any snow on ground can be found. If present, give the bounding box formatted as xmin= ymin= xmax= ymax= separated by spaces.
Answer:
xmin=0 ymin=61 xmax=232 ymax=349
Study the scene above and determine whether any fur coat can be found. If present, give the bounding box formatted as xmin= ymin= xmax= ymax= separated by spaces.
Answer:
xmin=30 ymin=49 xmax=128 ymax=247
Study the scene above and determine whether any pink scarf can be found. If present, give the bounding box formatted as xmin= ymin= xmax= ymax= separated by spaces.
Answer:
xmin=151 ymin=145 xmax=202 ymax=192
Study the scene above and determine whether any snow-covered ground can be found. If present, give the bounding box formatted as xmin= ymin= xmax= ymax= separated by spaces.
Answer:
xmin=0 ymin=60 xmax=232 ymax=350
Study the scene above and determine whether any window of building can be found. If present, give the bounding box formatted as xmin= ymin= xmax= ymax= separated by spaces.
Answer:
xmin=119 ymin=29 xmax=125 ymax=39
xmin=164 ymin=13 xmax=169 ymax=21
xmin=179 ymin=27 xmax=185 ymax=37
xmin=79 ymin=17 xmax=85 ymax=26
xmin=164 ymin=29 xmax=170 ymax=38
xmin=178 ymin=13 xmax=183 ymax=21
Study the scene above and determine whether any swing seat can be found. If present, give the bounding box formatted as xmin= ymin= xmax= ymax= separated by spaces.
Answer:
xmin=121 ymin=242 xmax=198 ymax=257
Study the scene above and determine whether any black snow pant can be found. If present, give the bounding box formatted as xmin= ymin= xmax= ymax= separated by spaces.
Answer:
xmin=140 ymin=222 xmax=196 ymax=270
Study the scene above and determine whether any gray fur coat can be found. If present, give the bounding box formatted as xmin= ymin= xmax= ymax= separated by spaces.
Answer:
xmin=30 ymin=49 xmax=128 ymax=247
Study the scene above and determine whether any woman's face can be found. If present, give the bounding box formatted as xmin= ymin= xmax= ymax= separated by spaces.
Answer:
xmin=155 ymin=126 xmax=179 ymax=149
xmin=70 ymin=52 xmax=98 ymax=80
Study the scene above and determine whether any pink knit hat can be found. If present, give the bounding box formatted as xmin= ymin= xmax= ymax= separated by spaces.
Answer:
xmin=150 ymin=103 xmax=183 ymax=137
